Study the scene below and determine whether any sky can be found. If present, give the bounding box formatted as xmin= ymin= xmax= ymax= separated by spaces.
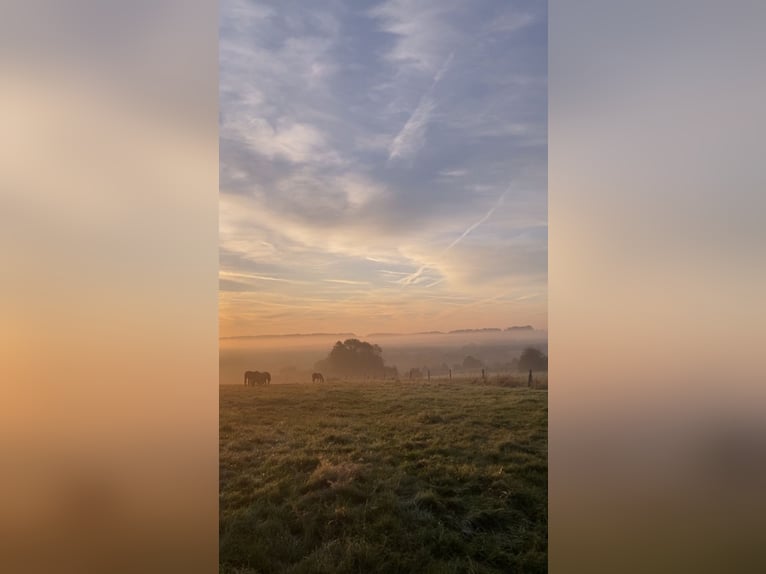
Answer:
xmin=219 ymin=0 xmax=547 ymax=338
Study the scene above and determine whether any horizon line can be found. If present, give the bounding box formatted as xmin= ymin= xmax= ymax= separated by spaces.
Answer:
xmin=220 ymin=326 xmax=546 ymax=340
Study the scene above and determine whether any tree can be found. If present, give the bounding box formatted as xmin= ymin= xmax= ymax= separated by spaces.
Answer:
xmin=518 ymin=347 xmax=548 ymax=372
xmin=462 ymin=355 xmax=483 ymax=369
xmin=315 ymin=338 xmax=385 ymax=378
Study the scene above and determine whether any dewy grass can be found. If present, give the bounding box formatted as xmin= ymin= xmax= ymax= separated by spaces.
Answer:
xmin=220 ymin=381 xmax=547 ymax=574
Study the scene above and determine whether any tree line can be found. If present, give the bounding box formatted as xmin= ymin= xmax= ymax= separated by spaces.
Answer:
xmin=315 ymin=338 xmax=548 ymax=379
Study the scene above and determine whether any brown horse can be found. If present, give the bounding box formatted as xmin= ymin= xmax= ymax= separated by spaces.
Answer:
xmin=312 ymin=372 xmax=324 ymax=383
xmin=244 ymin=370 xmax=271 ymax=386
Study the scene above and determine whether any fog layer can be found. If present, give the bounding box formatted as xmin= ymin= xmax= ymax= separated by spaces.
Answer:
xmin=220 ymin=328 xmax=547 ymax=385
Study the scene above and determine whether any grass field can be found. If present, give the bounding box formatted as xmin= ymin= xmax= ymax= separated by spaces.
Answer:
xmin=220 ymin=381 xmax=547 ymax=573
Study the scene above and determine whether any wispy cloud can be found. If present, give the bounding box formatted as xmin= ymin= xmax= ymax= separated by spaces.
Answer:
xmin=439 ymin=169 xmax=468 ymax=178
xmin=219 ymin=271 xmax=308 ymax=285
xmin=490 ymin=11 xmax=536 ymax=34
xmin=323 ymin=279 xmax=371 ymax=285
xmin=368 ymin=0 xmax=460 ymax=73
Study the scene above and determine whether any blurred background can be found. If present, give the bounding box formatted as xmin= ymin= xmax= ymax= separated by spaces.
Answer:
xmin=0 ymin=2 xmax=218 ymax=573
xmin=550 ymin=1 xmax=766 ymax=572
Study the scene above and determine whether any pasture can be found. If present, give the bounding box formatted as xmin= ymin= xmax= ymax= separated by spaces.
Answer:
xmin=220 ymin=380 xmax=547 ymax=573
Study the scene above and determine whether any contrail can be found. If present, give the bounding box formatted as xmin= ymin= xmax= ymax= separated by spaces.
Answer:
xmin=432 ymin=51 xmax=455 ymax=85
xmin=399 ymin=264 xmax=428 ymax=286
xmin=444 ymin=190 xmax=507 ymax=252
xmin=398 ymin=188 xmax=508 ymax=286
xmin=387 ymin=51 xmax=455 ymax=163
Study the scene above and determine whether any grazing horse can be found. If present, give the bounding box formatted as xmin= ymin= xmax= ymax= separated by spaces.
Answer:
xmin=312 ymin=372 xmax=324 ymax=383
xmin=244 ymin=370 xmax=271 ymax=386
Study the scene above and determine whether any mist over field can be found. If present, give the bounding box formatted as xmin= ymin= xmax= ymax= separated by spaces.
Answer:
xmin=220 ymin=328 xmax=547 ymax=385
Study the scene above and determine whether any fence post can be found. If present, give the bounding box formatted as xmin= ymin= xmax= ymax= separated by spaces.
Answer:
xmin=449 ymin=369 xmax=452 ymax=381
xmin=528 ymin=369 xmax=533 ymax=388
xmin=427 ymin=369 xmax=431 ymax=382
xmin=481 ymin=368 xmax=486 ymax=381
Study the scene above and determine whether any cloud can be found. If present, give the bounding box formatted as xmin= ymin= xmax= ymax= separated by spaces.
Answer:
xmin=219 ymin=1 xmax=344 ymax=169
xmin=324 ymin=279 xmax=371 ymax=285
xmin=369 ymin=0 xmax=461 ymax=73
xmin=489 ymin=11 xmax=536 ymax=34
xmin=219 ymin=271 xmax=308 ymax=285
xmin=439 ymin=169 xmax=468 ymax=177
xmin=229 ymin=118 xmax=339 ymax=165
xmin=219 ymin=182 xmax=394 ymax=272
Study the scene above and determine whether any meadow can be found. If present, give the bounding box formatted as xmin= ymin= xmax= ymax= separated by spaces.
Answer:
xmin=220 ymin=380 xmax=547 ymax=573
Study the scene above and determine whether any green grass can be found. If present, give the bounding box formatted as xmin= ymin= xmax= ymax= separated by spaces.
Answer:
xmin=220 ymin=381 xmax=547 ymax=573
